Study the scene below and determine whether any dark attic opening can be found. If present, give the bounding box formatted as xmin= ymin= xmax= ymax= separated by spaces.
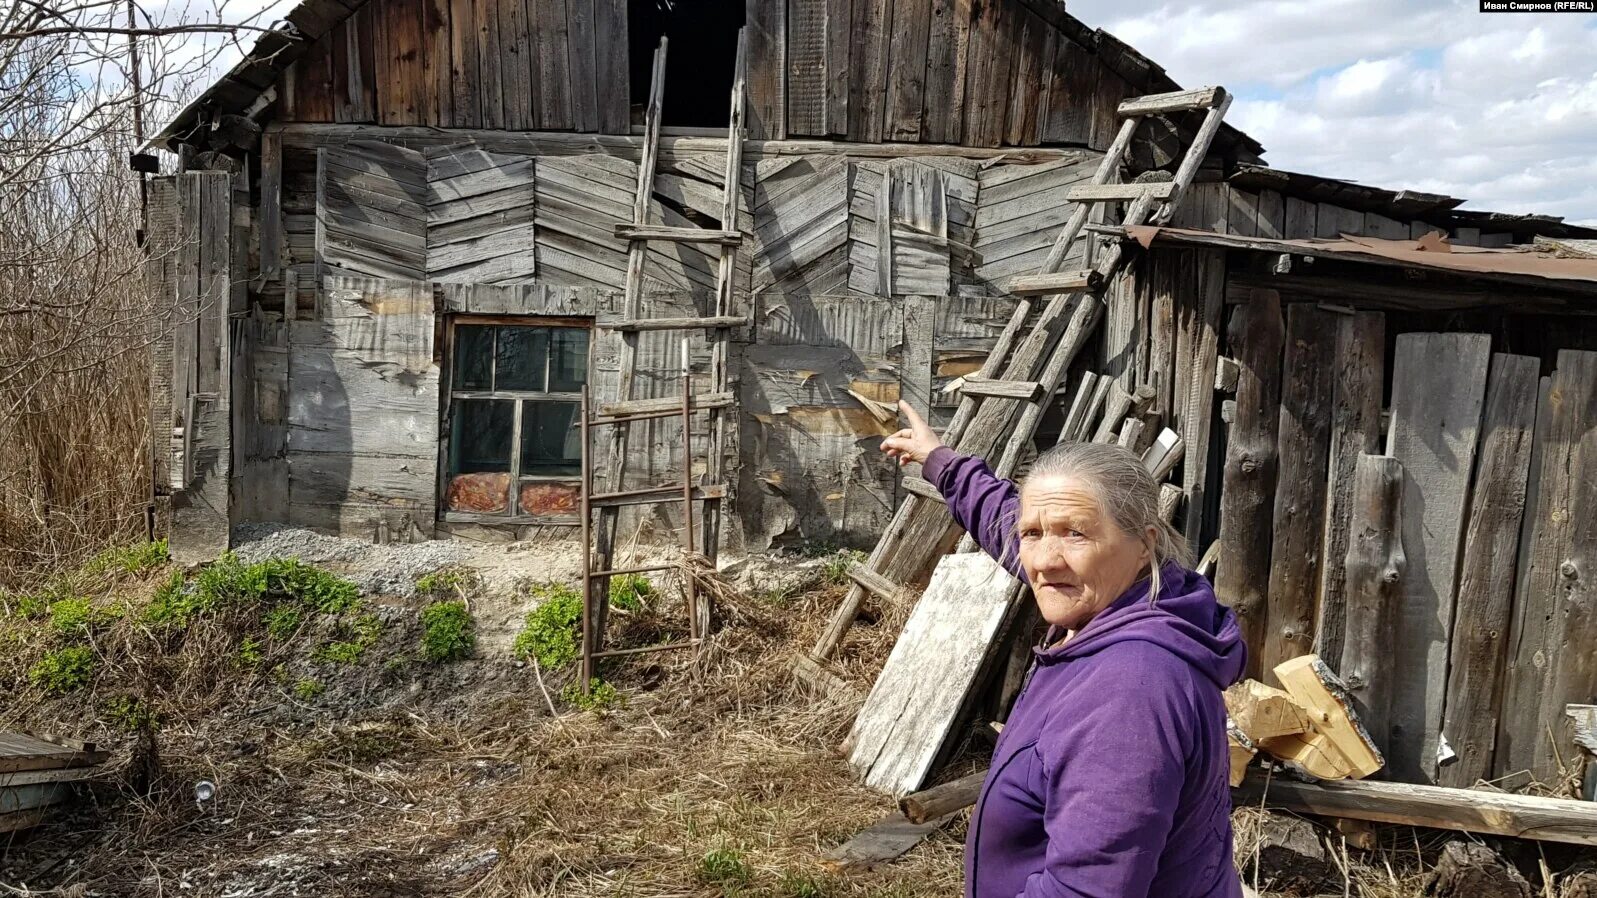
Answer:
xmin=628 ymin=0 xmax=746 ymax=128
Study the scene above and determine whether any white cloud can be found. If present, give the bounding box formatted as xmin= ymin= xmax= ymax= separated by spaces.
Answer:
xmin=1067 ymin=0 xmax=1597 ymax=224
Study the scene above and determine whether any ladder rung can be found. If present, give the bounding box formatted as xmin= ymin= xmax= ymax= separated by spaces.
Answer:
xmin=1066 ymin=182 xmax=1176 ymax=203
xmin=608 ymin=315 xmax=747 ymax=332
xmin=588 ymin=483 xmax=728 ymax=509
xmin=901 ymin=476 xmax=944 ymax=503
xmin=1007 ymin=269 xmax=1102 ymax=297
xmin=597 ymin=391 xmax=735 ymax=420
xmin=614 ymin=224 xmax=743 ymax=246
xmin=1117 ymin=86 xmax=1224 ymax=117
xmin=587 ymin=563 xmax=676 ymax=579
xmin=592 ymin=639 xmax=700 ymax=659
xmin=847 ymin=564 xmax=901 ymax=600
xmin=959 ymin=376 xmax=1046 ymax=402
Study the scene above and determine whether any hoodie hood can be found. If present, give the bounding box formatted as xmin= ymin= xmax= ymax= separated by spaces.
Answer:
xmin=1036 ymin=561 xmax=1246 ymax=689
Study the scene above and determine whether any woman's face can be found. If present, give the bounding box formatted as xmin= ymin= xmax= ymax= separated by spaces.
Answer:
xmin=1017 ymin=474 xmax=1153 ymax=630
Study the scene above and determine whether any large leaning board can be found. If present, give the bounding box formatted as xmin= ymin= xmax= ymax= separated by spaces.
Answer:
xmin=1384 ymin=332 xmax=1489 ymax=783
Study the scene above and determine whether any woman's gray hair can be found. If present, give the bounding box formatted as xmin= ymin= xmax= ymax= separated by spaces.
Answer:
xmin=1021 ymin=441 xmax=1194 ymax=602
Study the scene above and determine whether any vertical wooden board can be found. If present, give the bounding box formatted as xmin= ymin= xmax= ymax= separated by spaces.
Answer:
xmin=787 ymin=0 xmax=828 ymax=136
xmin=1226 ymin=189 xmax=1260 ymax=238
xmin=921 ymin=0 xmax=968 ymax=144
xmin=1215 ymin=287 xmax=1284 ymax=682
xmin=1001 ymin=9 xmax=1046 ymax=146
xmin=959 ymin=0 xmax=1010 ymax=148
xmin=1146 ymin=248 xmax=1178 ymax=417
xmin=1087 ymin=69 xmax=1130 ymax=151
xmin=823 ymin=0 xmax=852 ymax=137
xmin=1284 ymin=197 xmax=1317 ymax=239
xmin=886 ymin=0 xmax=932 ymax=142
xmin=377 ymin=0 xmax=427 ymax=125
xmin=746 ymin=0 xmax=787 ymax=139
xmin=1340 ymin=452 xmax=1405 ymax=756
xmin=1438 ymin=353 xmax=1538 ymax=788
xmin=287 ymin=30 xmax=337 ymax=122
xmin=845 ymin=0 xmax=890 ymax=142
xmin=500 ymin=0 xmax=533 ymax=130
xmin=1179 ymin=251 xmax=1225 ymax=551
xmin=532 ymin=0 xmax=573 ymax=130
xmin=260 ymin=128 xmax=283 ymax=283
xmin=476 ymin=0 xmax=505 ymax=128
xmin=424 ymin=0 xmax=453 ymax=126
xmin=1384 ymin=332 xmax=1490 ymax=783
xmin=566 ymin=0 xmax=599 ymax=132
xmin=1254 ymin=189 xmax=1286 ymax=239
xmin=1260 ymin=304 xmax=1336 ymax=682
xmin=1316 ymin=203 xmax=1365 ymax=239
xmin=900 ymin=295 xmax=936 ymax=419
xmin=1499 ymin=350 xmax=1597 ymax=781
xmin=1366 ymin=212 xmax=1409 ymax=241
xmin=594 ymin=0 xmax=628 ymax=133
xmin=446 ymin=0 xmax=479 ymax=126
xmin=1315 ymin=311 xmax=1384 ymax=668
xmin=1039 ymin=32 xmax=1093 ymax=145
xmin=333 ymin=5 xmax=377 ymax=122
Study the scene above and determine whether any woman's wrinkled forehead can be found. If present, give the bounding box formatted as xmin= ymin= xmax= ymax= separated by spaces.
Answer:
xmin=1018 ymin=473 xmax=1106 ymax=521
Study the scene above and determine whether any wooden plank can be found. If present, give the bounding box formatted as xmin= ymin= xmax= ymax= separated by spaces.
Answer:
xmin=1317 ymin=203 xmax=1365 ymax=239
xmin=1283 ymin=196 xmax=1317 ymax=239
xmin=1007 ymin=268 xmax=1098 ymax=296
xmin=333 ymin=4 xmax=377 ymax=122
xmin=447 ymin=0 xmax=479 ymax=126
xmin=259 ymin=128 xmax=283 ymax=283
xmin=847 ymin=563 xmax=902 ymax=600
xmin=746 ymin=0 xmax=787 ymax=139
xmin=499 ymin=0 xmax=532 ymax=130
xmin=1439 ymin=353 xmax=1539 ymax=788
xmin=886 ymin=0 xmax=933 ymax=142
xmin=531 ymin=0 xmax=573 ymax=130
xmin=376 ymin=0 xmax=427 ymax=125
xmin=475 ymin=0 xmax=505 ymax=128
xmin=1500 ymin=350 xmax=1597 ymax=781
xmin=822 ymin=812 xmax=950 ymax=871
xmin=847 ymin=553 xmax=1019 ymax=795
xmin=614 ymin=224 xmax=742 ymax=245
xmin=1066 ymin=181 xmax=1175 ymax=203
xmin=1233 ymin=770 xmax=1597 ymax=847
xmin=607 ymin=315 xmax=747 ymax=332
xmin=1384 ymin=332 xmax=1490 ymax=783
xmin=1315 ymin=311 xmax=1384 ymax=668
xmin=959 ymin=376 xmax=1043 ymax=402
xmin=787 ymin=0 xmax=827 ymax=136
xmin=959 ymin=0 xmax=1009 ymax=148
xmin=566 ymin=0 xmax=599 ymax=132
xmin=594 ymin=0 xmax=628 ymax=133
xmin=1002 ymin=9 xmax=1046 ymax=146
xmin=846 ymin=0 xmax=890 ymax=142
xmin=1118 ymin=86 xmax=1223 ymax=115
xmin=920 ymin=0 xmax=969 ymax=144
xmin=1216 ymin=288 xmax=1283 ymax=681
xmin=1179 ymin=250 xmax=1224 ymax=549
xmin=1260 ymin=305 xmax=1336 ymax=682
xmin=1039 ymin=31 xmax=1093 ymax=144
xmin=423 ymin=0 xmax=453 ymax=125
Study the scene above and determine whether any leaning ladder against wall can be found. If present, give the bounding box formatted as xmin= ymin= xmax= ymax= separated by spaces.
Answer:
xmin=578 ymin=32 xmax=749 ymax=692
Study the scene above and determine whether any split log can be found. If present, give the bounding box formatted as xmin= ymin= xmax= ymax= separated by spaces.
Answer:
xmin=1215 ymin=287 xmax=1284 ymax=680
xmin=1260 ymin=654 xmax=1383 ymax=781
xmin=1225 ymin=679 xmax=1312 ymax=742
xmin=1424 ymin=842 xmax=1532 ymax=898
xmin=1339 ymin=454 xmax=1404 ymax=758
xmin=1227 ymin=719 xmax=1256 ymax=787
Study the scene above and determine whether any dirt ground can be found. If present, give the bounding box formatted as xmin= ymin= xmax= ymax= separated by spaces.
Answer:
xmin=0 ymin=532 xmax=1587 ymax=897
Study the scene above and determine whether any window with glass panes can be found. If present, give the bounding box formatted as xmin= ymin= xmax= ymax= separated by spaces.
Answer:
xmin=445 ymin=320 xmax=589 ymax=518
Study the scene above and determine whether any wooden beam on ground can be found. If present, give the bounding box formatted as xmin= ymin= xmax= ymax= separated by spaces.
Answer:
xmin=1232 ymin=769 xmax=1597 ymax=847
xmin=1438 ymin=353 xmax=1539 ymax=788
xmin=1315 ymin=311 xmax=1384 ymax=668
xmin=822 ymin=811 xmax=952 ymax=871
xmin=1215 ymin=287 xmax=1284 ymax=681
xmin=1384 ymin=332 xmax=1490 ymax=783
xmin=1260 ymin=305 xmax=1335 ymax=681
xmin=1340 ymin=454 xmax=1405 ymax=759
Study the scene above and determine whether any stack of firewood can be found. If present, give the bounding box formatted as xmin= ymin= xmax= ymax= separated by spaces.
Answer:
xmin=1225 ymin=653 xmax=1383 ymax=785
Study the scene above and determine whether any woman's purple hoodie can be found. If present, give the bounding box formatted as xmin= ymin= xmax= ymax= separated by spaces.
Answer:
xmin=923 ymin=446 xmax=1247 ymax=898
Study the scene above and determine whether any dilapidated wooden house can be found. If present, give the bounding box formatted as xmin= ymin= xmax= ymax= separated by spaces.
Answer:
xmin=149 ymin=0 xmax=1597 ymax=793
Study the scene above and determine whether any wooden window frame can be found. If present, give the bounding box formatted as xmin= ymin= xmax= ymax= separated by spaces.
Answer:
xmin=439 ymin=314 xmax=592 ymax=525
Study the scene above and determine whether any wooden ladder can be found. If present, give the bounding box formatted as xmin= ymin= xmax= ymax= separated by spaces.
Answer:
xmin=807 ymin=85 xmax=1234 ymax=668
xmin=579 ymin=32 xmax=748 ymax=690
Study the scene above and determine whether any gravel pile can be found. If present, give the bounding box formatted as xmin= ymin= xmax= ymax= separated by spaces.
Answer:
xmin=232 ymin=524 xmax=469 ymax=597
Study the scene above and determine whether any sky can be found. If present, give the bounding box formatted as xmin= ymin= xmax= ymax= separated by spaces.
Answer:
xmin=185 ymin=0 xmax=1597 ymax=225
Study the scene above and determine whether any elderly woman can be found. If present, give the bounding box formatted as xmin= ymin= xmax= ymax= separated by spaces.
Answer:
xmin=882 ymin=402 xmax=1247 ymax=898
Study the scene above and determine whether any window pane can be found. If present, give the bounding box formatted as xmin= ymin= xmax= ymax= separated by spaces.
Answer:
xmin=496 ymin=327 xmax=548 ymax=391
xmin=453 ymin=325 xmax=494 ymax=391
xmin=549 ymin=328 xmax=589 ymax=392
xmin=449 ymin=399 xmax=514 ymax=474
xmin=520 ymin=401 xmax=582 ymax=476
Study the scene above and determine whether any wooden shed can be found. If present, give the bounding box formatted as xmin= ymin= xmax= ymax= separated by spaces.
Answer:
xmin=148 ymin=0 xmax=1597 ymax=790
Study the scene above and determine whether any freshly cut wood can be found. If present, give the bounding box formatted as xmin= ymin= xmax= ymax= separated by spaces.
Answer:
xmin=1261 ymin=654 xmax=1383 ymax=781
xmin=1425 ymin=842 xmax=1532 ymax=898
xmin=1233 ymin=769 xmax=1597 ymax=847
xmin=848 ymin=553 xmax=1020 ymax=796
xmin=1439 ymin=353 xmax=1539 ymax=788
xmin=1216 ymin=288 xmax=1284 ymax=681
xmin=1225 ymin=679 xmax=1312 ymax=742
xmin=1227 ymin=720 xmax=1256 ymax=787
xmin=1007 ymin=268 xmax=1100 ymax=296
xmin=1339 ymin=454 xmax=1404 ymax=757
xmin=1065 ymin=181 xmax=1176 ymax=203
xmin=900 ymin=770 xmax=987 ymax=823
xmin=1117 ymin=86 xmax=1224 ymax=116
xmin=823 ymin=811 xmax=950 ymax=871
xmin=613 ymin=223 xmax=742 ymax=245
xmin=1384 ymin=332 xmax=1490 ymax=783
